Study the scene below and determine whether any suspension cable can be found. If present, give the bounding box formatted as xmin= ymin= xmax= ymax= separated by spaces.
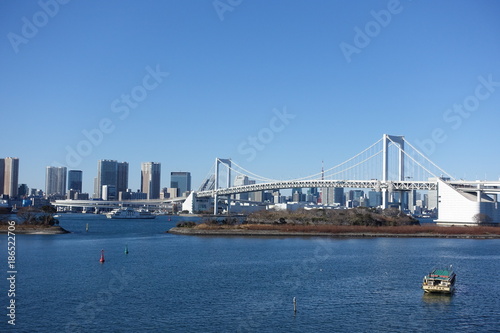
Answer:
xmin=325 ymin=149 xmax=383 ymax=179
xmin=403 ymin=138 xmax=455 ymax=180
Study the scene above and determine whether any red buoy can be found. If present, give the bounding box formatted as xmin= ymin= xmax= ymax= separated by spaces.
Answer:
xmin=99 ymin=250 xmax=105 ymax=263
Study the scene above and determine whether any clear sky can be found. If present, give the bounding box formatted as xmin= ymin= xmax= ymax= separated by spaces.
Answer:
xmin=1 ymin=0 xmax=499 ymax=194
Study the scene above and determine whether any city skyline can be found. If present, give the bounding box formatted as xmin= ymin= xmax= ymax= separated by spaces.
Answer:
xmin=1 ymin=2 xmax=499 ymax=194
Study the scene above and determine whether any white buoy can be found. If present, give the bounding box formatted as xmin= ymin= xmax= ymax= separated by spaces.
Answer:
xmin=293 ymin=297 xmax=297 ymax=313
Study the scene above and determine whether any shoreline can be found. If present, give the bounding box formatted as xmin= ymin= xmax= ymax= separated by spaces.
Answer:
xmin=0 ymin=225 xmax=70 ymax=234
xmin=167 ymin=226 xmax=500 ymax=239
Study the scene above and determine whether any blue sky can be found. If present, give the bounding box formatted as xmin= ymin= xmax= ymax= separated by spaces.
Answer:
xmin=1 ymin=0 xmax=499 ymax=194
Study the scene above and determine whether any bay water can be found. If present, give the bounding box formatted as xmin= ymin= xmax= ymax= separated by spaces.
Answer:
xmin=2 ymin=214 xmax=500 ymax=332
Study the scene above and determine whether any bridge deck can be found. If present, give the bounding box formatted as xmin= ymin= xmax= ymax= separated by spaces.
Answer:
xmin=196 ymin=180 xmax=439 ymax=197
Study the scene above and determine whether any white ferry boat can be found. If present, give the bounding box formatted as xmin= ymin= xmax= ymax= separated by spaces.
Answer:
xmin=106 ymin=207 xmax=156 ymax=219
xmin=422 ymin=266 xmax=456 ymax=294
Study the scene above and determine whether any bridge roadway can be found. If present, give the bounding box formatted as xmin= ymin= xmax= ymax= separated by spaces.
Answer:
xmin=53 ymin=197 xmax=185 ymax=210
xmin=196 ymin=179 xmax=438 ymax=197
xmin=196 ymin=179 xmax=500 ymax=198
xmin=52 ymin=180 xmax=500 ymax=210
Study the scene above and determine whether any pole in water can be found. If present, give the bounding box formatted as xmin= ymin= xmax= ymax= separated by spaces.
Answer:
xmin=99 ymin=250 xmax=105 ymax=263
xmin=293 ymin=297 xmax=297 ymax=313
xmin=124 ymin=244 xmax=129 ymax=254
xmin=86 ymin=223 xmax=89 ymax=232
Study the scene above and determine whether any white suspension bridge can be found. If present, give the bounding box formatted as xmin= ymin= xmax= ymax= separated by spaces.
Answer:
xmin=188 ymin=134 xmax=500 ymax=225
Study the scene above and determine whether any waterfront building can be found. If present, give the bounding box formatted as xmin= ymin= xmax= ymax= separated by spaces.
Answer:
xmin=160 ymin=188 xmax=170 ymax=199
xmin=117 ymin=162 xmax=129 ymax=193
xmin=68 ymin=170 xmax=83 ymax=192
xmin=408 ymin=190 xmax=417 ymax=212
xmin=248 ymin=180 xmax=264 ymax=202
xmin=75 ymin=192 xmax=89 ymax=200
xmin=141 ymin=162 xmax=161 ymax=199
xmin=320 ymin=187 xmax=344 ymax=206
xmin=263 ymin=191 xmax=274 ymax=203
xmin=234 ymin=174 xmax=249 ymax=200
xmin=368 ymin=191 xmax=382 ymax=208
xmin=97 ymin=160 xmax=117 ymax=199
xmin=18 ymin=184 xmax=29 ymax=197
xmin=292 ymin=188 xmax=304 ymax=202
xmin=320 ymin=188 xmax=333 ymax=205
xmin=427 ymin=190 xmax=438 ymax=210
xmin=170 ymin=172 xmax=191 ymax=196
xmin=1 ymin=157 xmax=19 ymax=198
xmin=46 ymin=166 xmax=67 ymax=197
xmin=96 ymin=160 xmax=129 ymax=200
xmin=435 ymin=178 xmax=500 ymax=225
xmin=307 ymin=188 xmax=319 ymax=203
xmin=272 ymin=191 xmax=281 ymax=204
xmin=102 ymin=185 xmax=117 ymax=201
xmin=31 ymin=188 xmax=44 ymax=196
xmin=167 ymin=187 xmax=179 ymax=198
xmin=334 ymin=188 xmax=344 ymax=206
xmin=352 ymin=190 xmax=365 ymax=203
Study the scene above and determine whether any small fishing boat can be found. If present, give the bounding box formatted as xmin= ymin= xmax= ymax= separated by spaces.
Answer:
xmin=422 ymin=266 xmax=456 ymax=294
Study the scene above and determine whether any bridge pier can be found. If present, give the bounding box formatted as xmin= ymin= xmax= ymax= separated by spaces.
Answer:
xmin=214 ymin=193 xmax=218 ymax=215
xmin=382 ymin=188 xmax=388 ymax=209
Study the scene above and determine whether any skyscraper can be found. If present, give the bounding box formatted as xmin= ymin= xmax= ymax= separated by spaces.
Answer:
xmin=117 ymin=162 xmax=129 ymax=193
xmin=68 ymin=170 xmax=83 ymax=192
xmin=141 ymin=162 xmax=161 ymax=199
xmin=97 ymin=160 xmax=117 ymax=199
xmin=333 ymin=188 xmax=344 ymax=206
xmin=170 ymin=172 xmax=191 ymax=196
xmin=2 ymin=158 xmax=19 ymax=198
xmin=46 ymin=166 xmax=67 ymax=196
xmin=234 ymin=174 xmax=249 ymax=200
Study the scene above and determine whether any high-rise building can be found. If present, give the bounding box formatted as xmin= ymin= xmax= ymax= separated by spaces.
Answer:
xmin=141 ymin=162 xmax=161 ymax=199
xmin=234 ymin=174 xmax=249 ymax=200
xmin=18 ymin=184 xmax=29 ymax=197
xmin=46 ymin=166 xmax=67 ymax=196
xmin=352 ymin=190 xmax=365 ymax=203
xmin=368 ymin=191 xmax=382 ymax=207
xmin=321 ymin=187 xmax=345 ymax=206
xmin=170 ymin=172 xmax=191 ymax=196
xmin=97 ymin=160 xmax=118 ymax=199
xmin=333 ymin=188 xmax=344 ymax=206
xmin=248 ymin=180 xmax=264 ymax=202
xmin=117 ymin=162 xmax=129 ymax=194
xmin=68 ymin=170 xmax=83 ymax=192
xmin=96 ymin=160 xmax=128 ymax=199
xmin=2 ymin=158 xmax=19 ymax=198
xmin=102 ymin=185 xmax=117 ymax=201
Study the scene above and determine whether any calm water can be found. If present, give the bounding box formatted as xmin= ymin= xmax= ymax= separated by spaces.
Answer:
xmin=2 ymin=214 xmax=500 ymax=332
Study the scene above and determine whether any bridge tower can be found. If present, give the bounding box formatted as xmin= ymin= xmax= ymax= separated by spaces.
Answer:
xmin=382 ymin=134 xmax=405 ymax=208
xmin=214 ymin=158 xmax=231 ymax=215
